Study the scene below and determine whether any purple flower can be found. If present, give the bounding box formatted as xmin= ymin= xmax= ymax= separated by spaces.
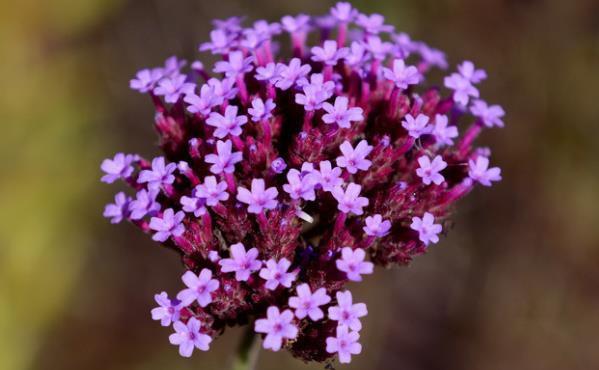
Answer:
xmin=101 ymin=153 xmax=136 ymax=184
xmin=177 ymin=269 xmax=220 ymax=307
xmin=410 ymin=212 xmax=442 ymax=246
xmin=322 ymin=96 xmax=364 ymax=128
xmin=270 ymin=157 xmax=287 ymax=174
xmin=402 ymin=113 xmax=430 ymax=139
xmin=236 ymin=178 xmax=279 ymax=214
xmin=205 ymin=140 xmax=243 ymax=174
xmin=169 ymin=318 xmax=212 ymax=357
xmin=162 ymin=56 xmax=186 ymax=76
xmin=336 ymin=140 xmax=373 ymax=174
xmin=288 ymin=283 xmax=331 ymax=321
xmin=328 ymin=290 xmax=368 ymax=331
xmin=153 ymin=74 xmax=195 ymax=104
xmin=416 ymin=155 xmax=447 ymax=186
xmin=129 ymin=68 xmax=163 ymax=93
xmin=149 ymin=208 xmax=185 ymax=242
xmin=206 ymin=105 xmax=248 ymax=139
xmin=218 ymin=242 xmax=262 ymax=281
xmin=213 ymin=51 xmax=254 ymax=78
xmin=326 ymin=325 xmax=362 ymax=364
xmin=251 ymin=20 xmax=282 ymax=41
xmin=213 ymin=16 xmax=244 ymax=33
xmin=383 ymin=59 xmax=420 ymax=89
xmin=184 ymin=84 xmax=220 ymax=116
xmin=331 ymin=2 xmax=358 ymax=23
xmin=314 ymin=160 xmax=344 ymax=192
xmin=468 ymin=156 xmax=502 ymax=186
xmin=431 ymin=114 xmax=458 ymax=146
xmin=470 ymin=99 xmax=505 ymax=128
xmin=151 ymin=292 xmax=184 ymax=326
xmin=356 ymin=13 xmax=393 ymax=34
xmin=180 ymin=191 xmax=207 ymax=217
xmin=248 ymin=98 xmax=276 ymax=122
xmin=207 ymin=77 xmax=238 ymax=102
xmin=365 ymin=35 xmax=392 ymax=60
xmin=417 ymin=43 xmax=448 ymax=69
xmin=259 ymin=258 xmax=297 ymax=290
xmin=254 ymin=306 xmax=298 ymax=351
xmin=363 ymin=214 xmax=391 ymax=237
xmin=255 ymin=62 xmax=282 ymax=84
xmin=336 ymin=247 xmax=374 ymax=282
xmin=295 ymin=84 xmax=330 ymax=111
xmin=199 ymin=29 xmax=232 ymax=55
xmin=275 ymin=58 xmax=311 ymax=90
xmin=311 ymin=40 xmax=349 ymax=66
xmin=138 ymin=156 xmax=177 ymax=189
xmin=458 ymin=60 xmax=487 ymax=84
xmin=195 ymin=176 xmax=229 ymax=206
xmin=281 ymin=14 xmax=310 ymax=34
xmin=103 ymin=192 xmax=131 ymax=224
xmin=283 ymin=169 xmax=317 ymax=201
xmin=129 ymin=188 xmax=161 ymax=220
xmin=444 ymin=73 xmax=479 ymax=106
xmin=331 ymin=183 xmax=369 ymax=215
xmin=344 ymin=41 xmax=367 ymax=68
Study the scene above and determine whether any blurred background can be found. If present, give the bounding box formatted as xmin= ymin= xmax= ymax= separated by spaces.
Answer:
xmin=1 ymin=0 xmax=598 ymax=369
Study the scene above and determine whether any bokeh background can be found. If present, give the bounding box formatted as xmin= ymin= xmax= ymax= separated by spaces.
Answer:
xmin=1 ymin=0 xmax=598 ymax=369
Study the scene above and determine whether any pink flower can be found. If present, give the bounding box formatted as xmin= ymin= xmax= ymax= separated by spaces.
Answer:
xmin=336 ymin=247 xmax=374 ymax=282
xmin=313 ymin=160 xmax=344 ymax=192
xmin=402 ymin=113 xmax=430 ymax=139
xmin=259 ymin=258 xmax=297 ymax=290
xmin=206 ymin=105 xmax=248 ymax=138
xmin=213 ymin=50 xmax=254 ymax=77
xmin=311 ymin=40 xmax=349 ymax=65
xmin=363 ymin=214 xmax=391 ymax=237
xmin=236 ymin=178 xmax=279 ymax=214
xmin=149 ymin=208 xmax=185 ymax=242
xmin=322 ymin=96 xmax=364 ymax=129
xmin=431 ymin=114 xmax=458 ymax=146
xmin=254 ymin=306 xmax=298 ymax=351
xmin=288 ymin=283 xmax=331 ymax=321
xmin=325 ymin=325 xmax=362 ymax=364
xmin=151 ymin=292 xmax=184 ymax=326
xmin=444 ymin=73 xmax=479 ymax=106
xmin=283 ymin=169 xmax=317 ymax=201
xmin=204 ymin=140 xmax=243 ymax=175
xmin=218 ymin=242 xmax=262 ymax=281
xmin=336 ymin=140 xmax=373 ymax=174
xmin=177 ymin=269 xmax=220 ymax=307
xmin=470 ymin=99 xmax=505 ymax=128
xmin=169 ymin=318 xmax=212 ymax=357
xmin=410 ymin=212 xmax=442 ymax=245
xmin=328 ymin=290 xmax=368 ymax=331
xmin=458 ymin=60 xmax=487 ymax=84
xmin=468 ymin=156 xmax=502 ymax=186
xmin=195 ymin=176 xmax=229 ymax=206
xmin=416 ymin=155 xmax=447 ymax=185
xmin=331 ymin=183 xmax=369 ymax=215
xmin=382 ymin=59 xmax=420 ymax=89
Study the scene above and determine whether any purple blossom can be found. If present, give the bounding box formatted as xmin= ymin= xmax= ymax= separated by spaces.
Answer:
xmin=180 ymin=191 xmax=207 ymax=217
xmin=195 ymin=176 xmax=229 ymax=206
xmin=311 ymin=40 xmax=349 ymax=66
xmin=344 ymin=41 xmax=367 ymax=67
xmin=356 ymin=13 xmax=394 ymax=34
xmin=416 ymin=155 xmax=448 ymax=186
xmin=275 ymin=58 xmax=311 ymax=90
xmin=153 ymin=74 xmax=195 ymax=104
xmin=138 ymin=156 xmax=177 ymax=189
xmin=281 ymin=14 xmax=310 ymax=34
xmin=363 ymin=214 xmax=391 ymax=237
xmin=151 ymin=292 xmax=183 ymax=326
xmin=331 ymin=183 xmax=369 ymax=215
xmin=248 ymin=98 xmax=276 ymax=122
xmin=184 ymin=84 xmax=220 ymax=116
xmin=288 ymin=283 xmax=331 ymax=321
xmin=130 ymin=68 xmax=163 ymax=93
xmin=383 ymin=59 xmax=420 ymax=89
xmin=205 ymin=140 xmax=243 ymax=174
xmin=251 ymin=20 xmax=282 ymax=41
xmin=199 ymin=29 xmax=232 ymax=55
xmin=177 ymin=269 xmax=220 ymax=307
xmin=283 ymin=169 xmax=317 ymax=201
xmin=169 ymin=318 xmax=212 ymax=357
xmin=417 ymin=43 xmax=448 ymax=69
xmin=218 ymin=242 xmax=262 ymax=281
xmin=431 ymin=114 xmax=458 ymax=146
xmin=259 ymin=258 xmax=297 ymax=290
xmin=207 ymin=77 xmax=238 ymax=102
xmin=365 ymin=35 xmax=392 ymax=60
xmin=255 ymin=62 xmax=282 ymax=84
xmin=336 ymin=247 xmax=374 ymax=282
xmin=402 ymin=113 xmax=430 ymax=139
xmin=336 ymin=140 xmax=373 ymax=174
xmin=410 ymin=212 xmax=442 ymax=246
xmin=331 ymin=2 xmax=358 ymax=23
xmin=103 ymin=192 xmax=131 ymax=224
xmin=149 ymin=208 xmax=185 ymax=242
xmin=470 ymin=99 xmax=505 ymax=128
xmin=458 ymin=60 xmax=487 ymax=84
xmin=270 ymin=157 xmax=287 ymax=174
xmin=129 ymin=188 xmax=161 ymax=220
xmin=212 ymin=16 xmax=244 ymax=34
xmin=101 ymin=153 xmax=136 ymax=184
xmin=322 ymin=96 xmax=364 ymax=128
xmin=468 ymin=156 xmax=502 ymax=186
xmin=236 ymin=178 xmax=279 ymax=214
xmin=326 ymin=325 xmax=362 ymax=364
xmin=444 ymin=73 xmax=479 ymax=106
xmin=314 ymin=160 xmax=344 ymax=192
xmin=213 ymin=51 xmax=254 ymax=78
xmin=206 ymin=105 xmax=248 ymax=138
xmin=295 ymin=84 xmax=330 ymax=111
xmin=328 ymin=290 xmax=368 ymax=331
xmin=254 ymin=306 xmax=298 ymax=351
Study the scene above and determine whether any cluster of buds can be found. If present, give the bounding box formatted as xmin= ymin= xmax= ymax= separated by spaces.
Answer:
xmin=102 ymin=2 xmax=503 ymax=365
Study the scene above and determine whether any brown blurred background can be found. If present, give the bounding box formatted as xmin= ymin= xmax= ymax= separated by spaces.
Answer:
xmin=1 ymin=0 xmax=598 ymax=369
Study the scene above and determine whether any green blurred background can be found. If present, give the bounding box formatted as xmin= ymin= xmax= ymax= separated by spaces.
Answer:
xmin=1 ymin=0 xmax=598 ymax=369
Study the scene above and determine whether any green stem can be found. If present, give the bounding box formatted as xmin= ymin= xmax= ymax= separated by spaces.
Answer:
xmin=231 ymin=325 xmax=260 ymax=370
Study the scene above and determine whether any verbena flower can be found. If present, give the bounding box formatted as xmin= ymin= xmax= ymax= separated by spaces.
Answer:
xmin=102 ymin=3 xmax=503 ymax=365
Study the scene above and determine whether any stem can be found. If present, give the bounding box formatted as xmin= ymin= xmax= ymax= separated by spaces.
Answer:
xmin=231 ymin=326 xmax=260 ymax=370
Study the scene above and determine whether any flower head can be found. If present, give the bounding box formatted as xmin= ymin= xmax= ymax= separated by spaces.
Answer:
xmin=103 ymin=192 xmax=131 ymax=224
xmin=177 ymin=269 xmax=220 ymax=307
xmin=431 ymin=114 xmax=458 ymax=146
xmin=169 ymin=318 xmax=212 ymax=357
xmin=129 ymin=188 xmax=161 ymax=220
xmin=154 ymin=74 xmax=195 ymax=103
xmin=322 ymin=96 xmax=364 ymax=128
xmin=288 ymin=283 xmax=331 ymax=321
xmin=275 ymin=58 xmax=311 ymax=90
xmin=383 ymin=59 xmax=420 ymax=89
xmin=336 ymin=140 xmax=373 ymax=174
xmin=331 ymin=183 xmax=369 ymax=215
xmin=410 ymin=212 xmax=442 ymax=245
xmin=206 ymin=105 xmax=248 ymax=138
xmin=313 ymin=160 xmax=344 ymax=192
xmin=149 ymin=208 xmax=185 ymax=242
xmin=468 ymin=156 xmax=502 ymax=186
xmin=363 ymin=214 xmax=391 ymax=237
xmin=236 ymin=178 xmax=279 ymax=214
xmin=248 ymin=98 xmax=276 ymax=122
xmin=416 ymin=155 xmax=448 ymax=185
xmin=470 ymin=99 xmax=505 ymax=128
xmin=255 ymin=306 xmax=298 ymax=351
xmin=328 ymin=290 xmax=368 ymax=331
xmin=218 ymin=242 xmax=262 ymax=281
xmin=283 ymin=169 xmax=317 ymax=201
xmin=204 ymin=140 xmax=243 ymax=174
xmin=336 ymin=247 xmax=374 ymax=281
xmin=326 ymin=325 xmax=362 ymax=364
xmin=195 ymin=176 xmax=229 ymax=206
xmin=151 ymin=292 xmax=184 ymax=327
xmin=444 ymin=73 xmax=479 ymax=106
xmin=402 ymin=113 xmax=430 ymax=139
xmin=130 ymin=68 xmax=163 ymax=93
xmin=213 ymin=51 xmax=254 ymax=77
xmin=138 ymin=156 xmax=177 ymax=189
xmin=311 ymin=40 xmax=349 ymax=65
xmin=101 ymin=153 xmax=136 ymax=184
xmin=458 ymin=60 xmax=487 ymax=84
xmin=259 ymin=258 xmax=297 ymax=290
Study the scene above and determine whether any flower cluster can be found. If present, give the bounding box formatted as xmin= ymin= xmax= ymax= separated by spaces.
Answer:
xmin=103 ymin=2 xmax=503 ymax=365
